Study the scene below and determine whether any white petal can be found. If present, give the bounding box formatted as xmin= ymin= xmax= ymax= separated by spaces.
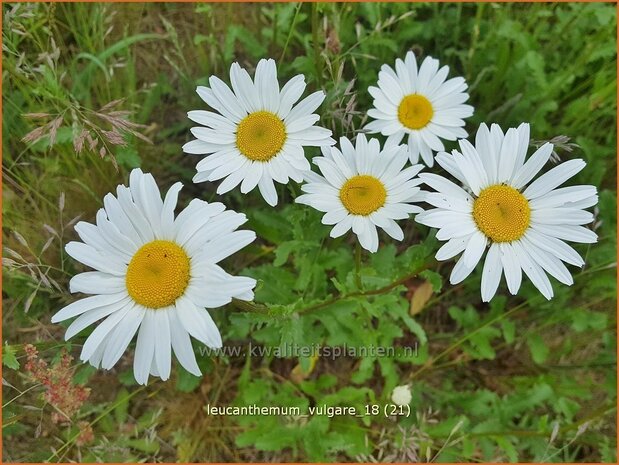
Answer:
xmin=102 ymin=193 xmax=142 ymax=247
xmin=531 ymin=224 xmax=597 ymax=244
xmin=116 ymin=185 xmax=155 ymax=243
xmin=52 ymin=292 xmax=127 ymax=323
xmin=65 ymin=242 xmax=127 ymax=276
xmin=230 ymin=62 xmax=260 ymax=113
xmin=160 ymin=181 xmax=183 ymax=240
xmin=449 ymin=255 xmax=477 ymax=285
xmin=240 ymin=162 xmax=264 ymax=193
xmin=134 ymin=310 xmax=156 ymax=385
xmin=187 ymin=263 xmax=256 ymax=307
xmin=101 ymin=304 xmax=145 ymax=369
xmin=423 ymin=192 xmax=473 ymax=213
xmin=381 ymin=218 xmax=404 ymax=241
xmin=183 ymin=139 xmax=224 ymax=154
xmin=497 ymin=128 xmax=519 ymax=183
xmin=168 ymin=306 xmax=201 ymax=377
xmin=416 ymin=210 xmax=472 ymax=229
xmin=513 ymin=122 xmax=530 ymax=173
xmin=209 ymin=76 xmax=247 ymax=120
xmin=193 ymin=230 xmax=256 ymax=264
xmin=523 ymin=159 xmax=586 ymax=199
xmin=474 ymin=123 xmax=497 ymax=184
xmin=521 ymin=237 xmax=573 ymax=286
xmin=69 ymin=272 xmax=125 ymax=295
xmin=511 ymin=143 xmax=553 ymax=189
xmin=80 ymin=302 xmax=133 ymax=363
xmin=174 ymin=200 xmax=227 ymax=247
xmin=191 ymin=127 xmax=237 ymax=145
xmin=64 ymin=296 xmax=132 ymax=340
xmin=531 ymin=208 xmax=594 ymax=226
xmin=330 ymin=215 xmax=353 ymax=238
xmin=258 ymin=175 xmax=278 ymax=206
xmin=187 ymin=110 xmax=237 ymax=131
xmin=418 ymin=138 xmax=435 ymax=167
xmin=435 ymin=235 xmax=471 ymax=261
xmin=176 ymin=295 xmax=222 ymax=348
xmin=499 ymin=243 xmax=522 ymax=295
xmin=254 ymin=58 xmax=279 ymax=113
xmin=323 ymin=207 xmax=348 ymax=225
xmin=285 ymin=91 xmax=325 ymax=123
xmin=524 ymin=229 xmax=584 ymax=267
xmin=511 ymin=241 xmax=553 ymax=300
xmin=153 ymin=309 xmax=172 ymax=380
xmin=461 ymin=231 xmax=487 ymax=268
xmin=529 ymin=185 xmax=597 ymax=209
xmin=196 ymin=85 xmax=241 ymax=123
xmin=277 ymin=74 xmax=306 ymax=118
xmin=184 ymin=210 xmax=248 ymax=251
xmin=215 ymin=164 xmax=249 ymax=194
xmin=419 ymin=173 xmax=473 ymax=201
xmin=481 ymin=243 xmax=502 ymax=302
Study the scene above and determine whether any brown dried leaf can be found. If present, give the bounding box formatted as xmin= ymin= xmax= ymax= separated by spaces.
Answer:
xmin=410 ymin=280 xmax=434 ymax=316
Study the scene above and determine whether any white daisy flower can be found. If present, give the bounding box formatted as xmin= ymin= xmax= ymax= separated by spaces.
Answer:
xmin=365 ymin=51 xmax=474 ymax=167
xmin=52 ymin=168 xmax=256 ymax=385
xmin=296 ymin=134 xmax=424 ymax=253
xmin=416 ymin=123 xmax=598 ymax=302
xmin=183 ymin=58 xmax=335 ymax=206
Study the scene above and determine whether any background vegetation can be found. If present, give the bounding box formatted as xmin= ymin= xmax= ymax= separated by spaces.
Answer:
xmin=2 ymin=2 xmax=617 ymax=462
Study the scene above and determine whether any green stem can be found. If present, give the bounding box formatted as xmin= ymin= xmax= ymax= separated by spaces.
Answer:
xmin=354 ymin=241 xmax=362 ymax=289
xmin=279 ymin=3 xmax=302 ymax=63
xmin=233 ymin=261 xmax=431 ymax=316
xmin=311 ymin=2 xmax=323 ymax=87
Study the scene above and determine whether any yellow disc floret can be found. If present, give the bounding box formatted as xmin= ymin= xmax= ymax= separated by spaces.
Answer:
xmin=126 ymin=240 xmax=190 ymax=309
xmin=236 ymin=111 xmax=287 ymax=162
xmin=473 ymin=185 xmax=531 ymax=243
xmin=339 ymin=175 xmax=387 ymax=216
xmin=398 ymin=94 xmax=434 ymax=130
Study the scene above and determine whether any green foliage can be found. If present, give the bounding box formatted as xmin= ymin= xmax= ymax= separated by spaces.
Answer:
xmin=2 ymin=1 xmax=616 ymax=463
xmin=2 ymin=344 xmax=20 ymax=370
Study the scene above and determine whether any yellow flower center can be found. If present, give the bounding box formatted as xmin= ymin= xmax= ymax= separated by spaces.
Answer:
xmin=339 ymin=175 xmax=387 ymax=216
xmin=236 ymin=111 xmax=287 ymax=162
xmin=398 ymin=94 xmax=434 ymax=130
xmin=473 ymin=185 xmax=531 ymax=243
xmin=126 ymin=240 xmax=190 ymax=309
